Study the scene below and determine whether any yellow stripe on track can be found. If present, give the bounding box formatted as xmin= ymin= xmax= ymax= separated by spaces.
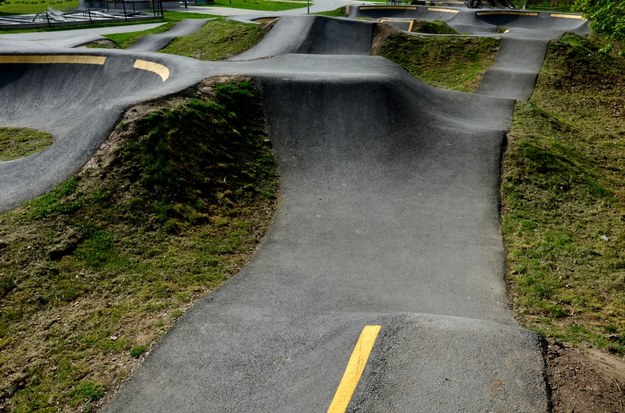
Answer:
xmin=477 ymin=11 xmax=539 ymax=16
xmin=550 ymin=13 xmax=585 ymax=20
xmin=359 ymin=6 xmax=416 ymax=10
xmin=427 ymin=7 xmax=459 ymax=13
xmin=133 ymin=59 xmax=170 ymax=82
xmin=327 ymin=325 xmax=382 ymax=413
xmin=0 ymin=55 xmax=106 ymax=65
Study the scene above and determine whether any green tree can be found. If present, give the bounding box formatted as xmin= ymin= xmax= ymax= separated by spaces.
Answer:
xmin=575 ymin=0 xmax=625 ymax=39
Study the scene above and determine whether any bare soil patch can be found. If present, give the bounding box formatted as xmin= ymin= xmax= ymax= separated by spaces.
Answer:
xmin=547 ymin=340 xmax=625 ymax=412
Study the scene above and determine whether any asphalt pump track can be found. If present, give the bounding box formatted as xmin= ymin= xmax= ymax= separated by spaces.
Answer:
xmin=0 ymin=9 xmax=589 ymax=411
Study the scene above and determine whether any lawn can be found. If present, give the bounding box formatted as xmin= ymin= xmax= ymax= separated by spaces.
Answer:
xmin=501 ymin=33 xmax=625 ymax=354
xmin=374 ymin=31 xmax=501 ymax=92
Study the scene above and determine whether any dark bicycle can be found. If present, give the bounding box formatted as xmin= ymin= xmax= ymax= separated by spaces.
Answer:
xmin=467 ymin=0 xmax=483 ymax=8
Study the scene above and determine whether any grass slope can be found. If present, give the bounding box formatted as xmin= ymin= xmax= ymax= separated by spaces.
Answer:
xmin=410 ymin=20 xmax=458 ymax=35
xmin=374 ymin=31 xmax=500 ymax=92
xmin=313 ymin=6 xmax=346 ymax=17
xmin=98 ymin=11 xmax=217 ymax=49
xmin=160 ymin=19 xmax=269 ymax=59
xmin=207 ymin=0 xmax=305 ymax=11
xmin=0 ymin=79 xmax=278 ymax=412
xmin=502 ymin=33 xmax=625 ymax=354
xmin=99 ymin=18 xmax=268 ymax=56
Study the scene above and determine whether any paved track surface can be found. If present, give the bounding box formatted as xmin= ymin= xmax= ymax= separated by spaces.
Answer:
xmin=0 ymin=50 xmax=207 ymax=212
xmin=350 ymin=5 xmax=589 ymax=36
xmin=233 ymin=17 xmax=374 ymax=59
xmin=477 ymin=36 xmax=549 ymax=100
xmin=0 ymin=23 xmax=165 ymax=50
xmin=0 ymin=8 xmax=588 ymax=412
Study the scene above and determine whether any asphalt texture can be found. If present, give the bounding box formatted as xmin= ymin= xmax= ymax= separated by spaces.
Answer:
xmin=0 ymin=7 xmax=588 ymax=412
xmin=0 ymin=50 xmax=208 ymax=212
xmin=0 ymin=23 xmax=165 ymax=50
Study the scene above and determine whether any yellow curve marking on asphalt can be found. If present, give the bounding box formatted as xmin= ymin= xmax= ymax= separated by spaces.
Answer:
xmin=359 ymin=6 xmax=416 ymax=11
xmin=427 ymin=7 xmax=459 ymax=14
xmin=0 ymin=55 xmax=106 ymax=65
xmin=133 ymin=59 xmax=170 ymax=82
xmin=550 ymin=13 xmax=585 ymax=20
xmin=477 ymin=11 xmax=539 ymax=16
xmin=327 ymin=325 xmax=382 ymax=413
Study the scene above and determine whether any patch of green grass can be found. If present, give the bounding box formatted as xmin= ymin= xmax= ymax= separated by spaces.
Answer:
xmin=99 ymin=11 xmax=217 ymax=48
xmin=314 ymin=6 xmax=346 ymax=17
xmin=410 ymin=20 xmax=458 ymax=35
xmin=522 ymin=0 xmax=574 ymax=12
xmin=374 ymin=33 xmax=501 ymax=92
xmin=28 ymin=176 xmax=80 ymax=218
xmin=207 ymin=0 xmax=305 ymax=11
xmin=160 ymin=19 xmax=268 ymax=60
xmin=0 ymin=127 xmax=54 ymax=161
xmin=101 ymin=24 xmax=170 ymax=49
xmin=0 ymin=79 xmax=278 ymax=411
xmin=72 ymin=380 xmax=105 ymax=404
xmin=0 ymin=0 xmax=78 ymax=15
xmin=129 ymin=344 xmax=148 ymax=358
xmin=502 ymin=32 xmax=625 ymax=354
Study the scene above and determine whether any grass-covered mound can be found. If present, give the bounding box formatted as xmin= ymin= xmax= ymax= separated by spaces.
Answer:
xmin=373 ymin=32 xmax=500 ymax=92
xmin=160 ymin=19 xmax=270 ymax=60
xmin=0 ymin=78 xmax=278 ymax=411
xmin=98 ymin=18 xmax=269 ymax=59
xmin=502 ymin=33 xmax=625 ymax=354
xmin=410 ymin=20 xmax=458 ymax=35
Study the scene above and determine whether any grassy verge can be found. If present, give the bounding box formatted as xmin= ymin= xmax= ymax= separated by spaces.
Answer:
xmin=159 ymin=19 xmax=268 ymax=59
xmin=314 ymin=6 xmax=346 ymax=17
xmin=502 ymin=33 xmax=625 ymax=354
xmin=95 ymin=11 xmax=207 ymax=49
xmin=203 ymin=0 xmax=305 ymax=11
xmin=0 ymin=0 xmax=78 ymax=15
xmin=0 ymin=127 xmax=54 ymax=161
xmin=522 ymin=0 xmax=574 ymax=12
xmin=410 ymin=20 xmax=457 ymax=34
xmin=97 ymin=11 xmax=217 ymax=48
xmin=374 ymin=31 xmax=500 ymax=92
xmin=0 ymin=79 xmax=278 ymax=412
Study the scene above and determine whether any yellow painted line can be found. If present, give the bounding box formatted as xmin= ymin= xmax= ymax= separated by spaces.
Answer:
xmin=408 ymin=19 xmax=414 ymax=32
xmin=477 ymin=11 xmax=539 ymax=17
xmin=327 ymin=325 xmax=382 ymax=413
xmin=379 ymin=18 xmax=414 ymax=22
xmin=133 ymin=59 xmax=170 ymax=82
xmin=359 ymin=6 xmax=416 ymax=10
xmin=427 ymin=7 xmax=459 ymax=14
xmin=0 ymin=55 xmax=106 ymax=65
xmin=550 ymin=13 xmax=585 ymax=20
